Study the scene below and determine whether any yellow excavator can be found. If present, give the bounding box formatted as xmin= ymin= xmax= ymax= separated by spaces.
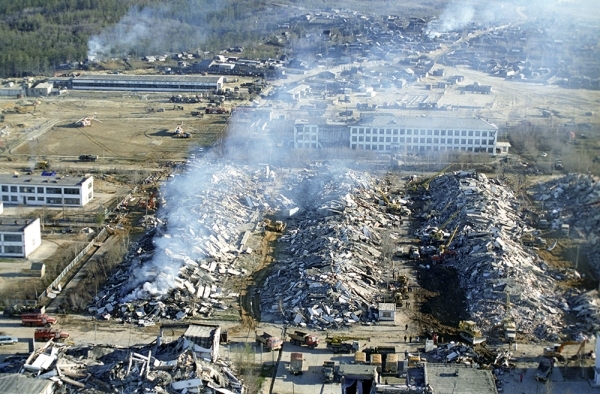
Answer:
xmin=543 ymin=340 xmax=588 ymax=362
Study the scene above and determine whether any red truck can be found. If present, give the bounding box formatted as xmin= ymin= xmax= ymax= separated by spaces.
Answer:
xmin=34 ymin=329 xmax=69 ymax=342
xmin=21 ymin=313 xmax=57 ymax=327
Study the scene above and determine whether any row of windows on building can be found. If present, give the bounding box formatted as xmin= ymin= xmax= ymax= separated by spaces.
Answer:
xmin=1 ymin=234 xmax=22 ymax=242
xmin=351 ymin=136 xmax=494 ymax=145
xmin=1 ymin=245 xmax=23 ymax=254
xmin=351 ymin=128 xmax=494 ymax=137
xmin=1 ymin=195 xmax=81 ymax=204
xmin=0 ymin=186 xmax=81 ymax=194
xmin=73 ymin=82 xmax=214 ymax=90
xmin=350 ymin=144 xmax=495 ymax=153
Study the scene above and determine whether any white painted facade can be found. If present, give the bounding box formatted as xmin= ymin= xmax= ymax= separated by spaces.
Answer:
xmin=0 ymin=175 xmax=94 ymax=207
xmin=0 ymin=218 xmax=41 ymax=258
xmin=294 ymin=119 xmax=320 ymax=148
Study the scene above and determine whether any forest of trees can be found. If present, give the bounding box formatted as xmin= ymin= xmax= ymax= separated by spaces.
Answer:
xmin=0 ymin=0 xmax=286 ymax=78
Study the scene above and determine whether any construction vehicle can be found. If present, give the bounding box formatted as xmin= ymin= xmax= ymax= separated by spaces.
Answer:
xmin=543 ymin=340 xmax=588 ymax=362
xmin=34 ymin=328 xmax=70 ymax=342
xmin=139 ymin=192 xmax=157 ymax=211
xmin=377 ymin=189 xmax=402 ymax=214
xmin=322 ymin=361 xmax=336 ymax=383
xmin=534 ymin=356 xmax=554 ymax=382
xmin=325 ymin=334 xmax=368 ymax=353
xmin=287 ymin=330 xmax=319 ymax=349
xmin=354 ymin=351 xmax=367 ymax=364
xmin=458 ymin=320 xmax=486 ymax=345
xmin=3 ymin=305 xmax=44 ymax=318
xmin=384 ymin=353 xmax=398 ymax=374
xmin=289 ymin=352 xmax=304 ymax=375
xmin=555 ymin=158 xmax=563 ymax=170
xmin=409 ymin=246 xmax=420 ymax=260
xmin=392 ymin=275 xmax=410 ymax=307
xmin=205 ymin=107 xmax=229 ymax=114
xmin=21 ymin=312 xmax=57 ymax=327
xmin=33 ymin=160 xmax=50 ymax=170
xmin=78 ymin=154 xmax=98 ymax=162
xmin=255 ymin=332 xmax=283 ymax=351
xmin=172 ymin=124 xmax=191 ymax=138
xmin=264 ymin=219 xmax=286 ymax=232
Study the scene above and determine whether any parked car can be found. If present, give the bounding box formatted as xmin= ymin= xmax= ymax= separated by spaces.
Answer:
xmin=0 ymin=336 xmax=18 ymax=345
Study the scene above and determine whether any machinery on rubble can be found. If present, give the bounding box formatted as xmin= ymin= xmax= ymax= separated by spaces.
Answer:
xmin=325 ymin=334 xmax=369 ymax=353
xmin=432 ymin=224 xmax=459 ymax=263
xmin=287 ymin=330 xmax=319 ymax=349
xmin=255 ymin=332 xmax=283 ymax=351
xmin=458 ymin=320 xmax=486 ymax=345
xmin=322 ymin=361 xmax=336 ymax=383
xmin=264 ymin=219 xmax=286 ymax=233
xmin=391 ymin=275 xmax=409 ymax=307
xmin=543 ymin=340 xmax=588 ymax=362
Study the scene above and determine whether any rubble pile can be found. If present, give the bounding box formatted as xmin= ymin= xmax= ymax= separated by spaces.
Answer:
xmin=20 ymin=337 xmax=242 ymax=393
xmin=530 ymin=174 xmax=600 ymax=265
xmin=91 ymin=163 xmax=293 ymax=324
xmin=260 ymin=168 xmax=404 ymax=327
xmin=417 ymin=171 xmax=571 ymax=340
xmin=530 ymin=174 xmax=600 ymax=331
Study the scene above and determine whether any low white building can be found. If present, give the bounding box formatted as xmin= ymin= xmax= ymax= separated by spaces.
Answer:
xmin=0 ymin=174 xmax=93 ymax=207
xmin=378 ymin=303 xmax=397 ymax=322
xmin=0 ymin=218 xmax=41 ymax=258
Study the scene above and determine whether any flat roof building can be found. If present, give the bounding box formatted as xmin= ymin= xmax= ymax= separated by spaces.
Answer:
xmin=0 ymin=174 xmax=93 ymax=207
xmin=0 ymin=218 xmax=41 ymax=258
xmin=378 ymin=303 xmax=396 ymax=322
xmin=69 ymin=74 xmax=223 ymax=92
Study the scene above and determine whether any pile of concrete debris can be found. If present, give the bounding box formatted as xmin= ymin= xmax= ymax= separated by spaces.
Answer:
xmin=90 ymin=163 xmax=292 ymax=324
xmin=18 ymin=326 xmax=242 ymax=393
xmin=416 ymin=171 xmax=574 ymax=340
xmin=529 ymin=173 xmax=600 ymax=331
xmin=259 ymin=168 xmax=405 ymax=327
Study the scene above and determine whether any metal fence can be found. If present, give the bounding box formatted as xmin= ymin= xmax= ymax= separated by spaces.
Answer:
xmin=38 ymin=227 xmax=107 ymax=303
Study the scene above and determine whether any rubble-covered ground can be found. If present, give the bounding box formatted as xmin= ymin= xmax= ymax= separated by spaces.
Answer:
xmin=19 ymin=333 xmax=243 ymax=393
xmin=529 ymin=173 xmax=600 ymax=333
xmin=414 ymin=170 xmax=592 ymax=341
xmin=259 ymin=167 xmax=405 ymax=326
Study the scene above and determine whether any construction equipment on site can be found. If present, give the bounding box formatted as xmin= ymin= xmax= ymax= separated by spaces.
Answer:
xmin=289 ymin=352 xmax=304 ymax=375
xmin=555 ymin=158 xmax=563 ymax=170
xmin=377 ymin=188 xmax=402 ymax=214
xmin=392 ymin=275 xmax=410 ymax=307
xmin=78 ymin=154 xmax=98 ymax=162
xmin=325 ymin=334 xmax=368 ymax=353
xmin=534 ymin=356 xmax=554 ymax=382
xmin=255 ymin=332 xmax=283 ymax=351
xmin=354 ymin=351 xmax=367 ymax=364
xmin=205 ymin=107 xmax=229 ymax=114
xmin=75 ymin=113 xmax=101 ymax=127
xmin=139 ymin=192 xmax=157 ymax=211
xmin=287 ymin=330 xmax=319 ymax=349
xmin=33 ymin=160 xmax=50 ymax=170
xmin=322 ymin=361 xmax=336 ymax=383
xmin=458 ymin=320 xmax=486 ymax=345
xmin=543 ymin=340 xmax=588 ymax=362
xmin=21 ymin=312 xmax=57 ymax=327
xmin=264 ymin=219 xmax=286 ymax=232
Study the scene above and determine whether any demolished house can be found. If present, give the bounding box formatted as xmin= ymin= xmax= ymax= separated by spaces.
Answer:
xmin=414 ymin=170 xmax=583 ymax=340
xmin=18 ymin=324 xmax=242 ymax=394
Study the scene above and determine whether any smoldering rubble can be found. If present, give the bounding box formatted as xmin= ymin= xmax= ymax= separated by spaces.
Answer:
xmin=91 ymin=162 xmax=291 ymax=324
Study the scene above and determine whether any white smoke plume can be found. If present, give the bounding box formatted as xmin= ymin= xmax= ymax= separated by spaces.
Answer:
xmin=87 ymin=0 xmax=224 ymax=61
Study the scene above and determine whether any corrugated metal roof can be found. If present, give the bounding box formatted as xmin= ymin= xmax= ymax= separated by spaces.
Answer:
xmin=0 ymin=373 xmax=54 ymax=394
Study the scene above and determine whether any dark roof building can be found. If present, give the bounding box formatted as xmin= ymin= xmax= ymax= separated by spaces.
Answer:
xmin=69 ymin=74 xmax=223 ymax=92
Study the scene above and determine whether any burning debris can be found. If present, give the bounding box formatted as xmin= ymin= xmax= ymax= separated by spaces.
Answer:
xmin=18 ymin=324 xmax=243 ymax=394
xmin=414 ymin=170 xmax=580 ymax=341
xmin=91 ymin=163 xmax=291 ymax=323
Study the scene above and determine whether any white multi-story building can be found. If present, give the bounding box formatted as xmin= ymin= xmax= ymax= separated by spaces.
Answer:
xmin=293 ymin=116 xmax=503 ymax=155
xmin=349 ymin=116 xmax=499 ymax=154
xmin=0 ymin=174 xmax=93 ymax=207
xmin=0 ymin=218 xmax=41 ymax=258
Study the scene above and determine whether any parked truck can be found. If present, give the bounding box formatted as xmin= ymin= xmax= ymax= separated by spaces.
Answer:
xmin=78 ymin=154 xmax=98 ymax=162
xmin=289 ymin=352 xmax=304 ymax=375
xmin=21 ymin=313 xmax=57 ymax=327
xmin=534 ymin=356 xmax=554 ymax=382
xmin=287 ymin=330 xmax=319 ymax=349
xmin=34 ymin=329 xmax=69 ymax=342
xmin=322 ymin=361 xmax=336 ymax=383
xmin=325 ymin=335 xmax=367 ymax=354
xmin=256 ymin=332 xmax=283 ymax=351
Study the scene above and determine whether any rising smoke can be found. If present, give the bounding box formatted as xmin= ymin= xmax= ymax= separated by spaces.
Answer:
xmin=87 ymin=0 xmax=225 ymax=61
